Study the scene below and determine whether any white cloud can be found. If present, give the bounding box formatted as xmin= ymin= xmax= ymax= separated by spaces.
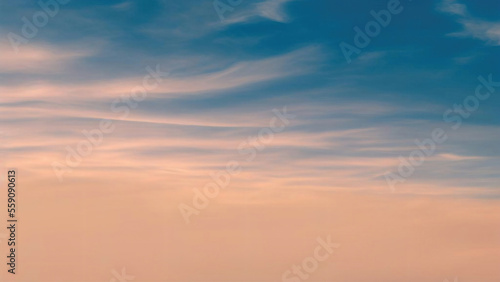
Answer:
xmin=453 ymin=20 xmax=500 ymax=45
xmin=438 ymin=0 xmax=500 ymax=45
xmin=438 ymin=0 xmax=467 ymax=16
xmin=256 ymin=0 xmax=294 ymax=23
xmin=224 ymin=0 xmax=296 ymax=25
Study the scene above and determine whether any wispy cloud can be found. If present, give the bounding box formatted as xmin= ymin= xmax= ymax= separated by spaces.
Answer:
xmin=437 ymin=0 xmax=467 ymax=16
xmin=223 ymin=0 xmax=296 ymax=25
xmin=438 ymin=0 xmax=500 ymax=45
xmin=256 ymin=0 xmax=295 ymax=23
xmin=0 ymin=43 xmax=94 ymax=73
xmin=1 ymin=45 xmax=322 ymax=103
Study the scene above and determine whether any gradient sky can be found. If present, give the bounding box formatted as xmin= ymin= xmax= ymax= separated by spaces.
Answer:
xmin=0 ymin=0 xmax=499 ymax=281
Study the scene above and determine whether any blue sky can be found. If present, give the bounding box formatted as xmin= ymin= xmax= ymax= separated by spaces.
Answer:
xmin=3 ymin=1 xmax=500 ymax=281
xmin=1 ymin=0 xmax=499 ymax=195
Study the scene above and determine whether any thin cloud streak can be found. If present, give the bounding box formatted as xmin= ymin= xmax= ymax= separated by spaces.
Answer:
xmin=438 ymin=0 xmax=500 ymax=45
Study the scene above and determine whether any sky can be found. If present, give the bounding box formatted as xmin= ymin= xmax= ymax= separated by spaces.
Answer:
xmin=0 ymin=0 xmax=499 ymax=281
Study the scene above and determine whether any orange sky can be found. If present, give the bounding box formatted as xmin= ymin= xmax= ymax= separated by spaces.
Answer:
xmin=1 ymin=159 xmax=500 ymax=281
